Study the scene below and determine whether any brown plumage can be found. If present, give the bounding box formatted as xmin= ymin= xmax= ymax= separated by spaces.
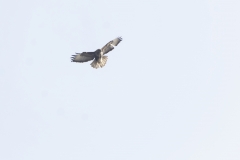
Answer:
xmin=71 ymin=37 xmax=122 ymax=69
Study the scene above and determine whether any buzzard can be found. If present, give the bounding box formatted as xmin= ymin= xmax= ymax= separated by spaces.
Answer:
xmin=71 ymin=37 xmax=122 ymax=69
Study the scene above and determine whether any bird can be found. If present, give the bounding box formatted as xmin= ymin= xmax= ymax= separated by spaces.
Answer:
xmin=71 ymin=37 xmax=122 ymax=69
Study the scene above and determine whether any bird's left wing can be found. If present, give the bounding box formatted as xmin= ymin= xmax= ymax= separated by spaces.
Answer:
xmin=101 ymin=37 xmax=122 ymax=55
xmin=71 ymin=52 xmax=95 ymax=63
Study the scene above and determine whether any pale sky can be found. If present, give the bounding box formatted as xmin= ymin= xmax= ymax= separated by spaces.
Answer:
xmin=0 ymin=0 xmax=240 ymax=159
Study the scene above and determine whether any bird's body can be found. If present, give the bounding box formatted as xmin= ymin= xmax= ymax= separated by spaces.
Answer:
xmin=71 ymin=37 xmax=122 ymax=69
xmin=90 ymin=49 xmax=107 ymax=68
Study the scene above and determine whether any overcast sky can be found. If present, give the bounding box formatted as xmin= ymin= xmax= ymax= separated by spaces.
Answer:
xmin=0 ymin=0 xmax=240 ymax=159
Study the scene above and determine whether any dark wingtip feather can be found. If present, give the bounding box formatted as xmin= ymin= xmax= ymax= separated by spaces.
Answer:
xmin=71 ymin=54 xmax=76 ymax=62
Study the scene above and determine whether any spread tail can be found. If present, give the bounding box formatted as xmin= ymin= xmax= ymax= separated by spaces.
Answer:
xmin=90 ymin=56 xmax=108 ymax=69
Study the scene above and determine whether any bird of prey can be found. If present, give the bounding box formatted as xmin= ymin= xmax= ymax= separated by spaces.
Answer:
xmin=71 ymin=37 xmax=122 ymax=69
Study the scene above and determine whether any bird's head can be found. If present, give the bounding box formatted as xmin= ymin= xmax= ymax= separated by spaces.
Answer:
xmin=95 ymin=49 xmax=101 ymax=53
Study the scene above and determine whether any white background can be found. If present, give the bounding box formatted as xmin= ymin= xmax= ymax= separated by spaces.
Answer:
xmin=0 ymin=0 xmax=240 ymax=159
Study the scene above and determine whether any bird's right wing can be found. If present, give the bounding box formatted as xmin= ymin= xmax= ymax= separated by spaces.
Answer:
xmin=71 ymin=52 xmax=95 ymax=63
xmin=101 ymin=37 xmax=122 ymax=55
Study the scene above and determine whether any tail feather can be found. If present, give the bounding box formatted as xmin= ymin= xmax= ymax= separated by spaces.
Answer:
xmin=90 ymin=59 xmax=99 ymax=69
xmin=90 ymin=56 xmax=108 ymax=69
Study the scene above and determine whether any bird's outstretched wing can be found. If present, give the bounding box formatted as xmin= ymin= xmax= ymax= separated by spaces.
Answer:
xmin=71 ymin=52 xmax=95 ymax=63
xmin=101 ymin=37 xmax=122 ymax=55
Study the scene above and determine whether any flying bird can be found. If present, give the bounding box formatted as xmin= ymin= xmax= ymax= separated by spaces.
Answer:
xmin=71 ymin=37 xmax=122 ymax=69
